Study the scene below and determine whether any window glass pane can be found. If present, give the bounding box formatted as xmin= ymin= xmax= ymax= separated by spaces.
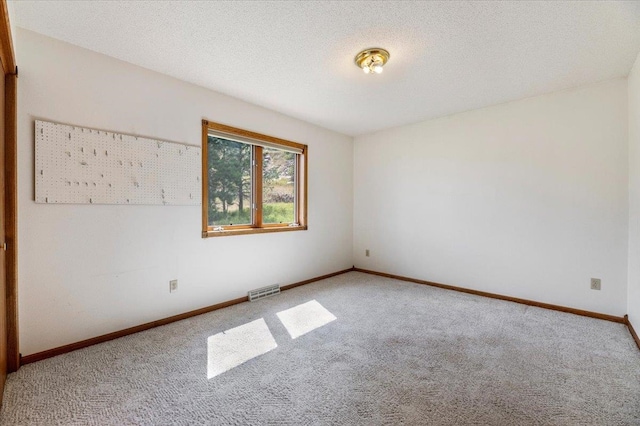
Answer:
xmin=263 ymin=147 xmax=296 ymax=224
xmin=207 ymin=136 xmax=252 ymax=226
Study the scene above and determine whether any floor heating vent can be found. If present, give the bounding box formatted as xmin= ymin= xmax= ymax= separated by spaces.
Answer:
xmin=248 ymin=284 xmax=280 ymax=302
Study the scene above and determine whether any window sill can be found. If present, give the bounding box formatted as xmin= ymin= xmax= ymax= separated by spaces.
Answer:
xmin=202 ymin=225 xmax=308 ymax=238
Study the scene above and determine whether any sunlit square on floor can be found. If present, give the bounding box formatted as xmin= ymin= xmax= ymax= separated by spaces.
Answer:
xmin=207 ymin=318 xmax=277 ymax=378
xmin=276 ymin=300 xmax=337 ymax=339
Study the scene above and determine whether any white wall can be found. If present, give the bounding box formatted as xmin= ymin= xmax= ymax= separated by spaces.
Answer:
xmin=354 ymin=79 xmax=629 ymax=316
xmin=628 ymin=52 xmax=640 ymax=328
xmin=16 ymin=29 xmax=354 ymax=356
xmin=15 ymin=26 xmax=637 ymax=357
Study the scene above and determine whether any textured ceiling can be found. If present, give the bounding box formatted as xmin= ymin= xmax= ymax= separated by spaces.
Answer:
xmin=8 ymin=1 xmax=640 ymax=136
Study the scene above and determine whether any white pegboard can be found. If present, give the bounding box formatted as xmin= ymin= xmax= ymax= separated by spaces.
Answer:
xmin=35 ymin=120 xmax=201 ymax=205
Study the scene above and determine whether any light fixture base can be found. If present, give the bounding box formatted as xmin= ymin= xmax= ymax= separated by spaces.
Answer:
xmin=355 ymin=48 xmax=390 ymax=74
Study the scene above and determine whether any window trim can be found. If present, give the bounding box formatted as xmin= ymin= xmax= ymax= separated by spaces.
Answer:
xmin=201 ymin=120 xmax=308 ymax=238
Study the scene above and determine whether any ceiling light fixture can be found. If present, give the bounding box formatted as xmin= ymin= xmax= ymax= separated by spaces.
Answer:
xmin=355 ymin=48 xmax=390 ymax=74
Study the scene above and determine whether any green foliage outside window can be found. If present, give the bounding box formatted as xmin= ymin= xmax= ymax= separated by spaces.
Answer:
xmin=207 ymin=137 xmax=296 ymax=226
xmin=207 ymin=137 xmax=251 ymax=225
xmin=263 ymin=148 xmax=295 ymax=224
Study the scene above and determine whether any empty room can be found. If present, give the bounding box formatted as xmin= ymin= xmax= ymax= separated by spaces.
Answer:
xmin=0 ymin=0 xmax=638 ymax=424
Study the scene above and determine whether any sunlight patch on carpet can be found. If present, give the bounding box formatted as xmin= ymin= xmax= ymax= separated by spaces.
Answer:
xmin=276 ymin=300 xmax=337 ymax=339
xmin=207 ymin=318 xmax=277 ymax=378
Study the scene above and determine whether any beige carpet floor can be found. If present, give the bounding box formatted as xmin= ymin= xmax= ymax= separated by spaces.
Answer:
xmin=1 ymin=271 xmax=639 ymax=425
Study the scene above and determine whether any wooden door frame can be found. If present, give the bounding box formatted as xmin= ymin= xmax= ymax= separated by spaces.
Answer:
xmin=0 ymin=0 xmax=18 ymax=373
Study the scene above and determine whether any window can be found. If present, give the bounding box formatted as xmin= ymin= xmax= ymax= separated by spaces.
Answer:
xmin=201 ymin=120 xmax=307 ymax=237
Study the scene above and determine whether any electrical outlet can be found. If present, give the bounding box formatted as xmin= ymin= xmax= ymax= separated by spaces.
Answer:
xmin=365 ymin=249 xmax=370 ymax=257
xmin=590 ymin=278 xmax=601 ymax=291
xmin=170 ymin=279 xmax=178 ymax=293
